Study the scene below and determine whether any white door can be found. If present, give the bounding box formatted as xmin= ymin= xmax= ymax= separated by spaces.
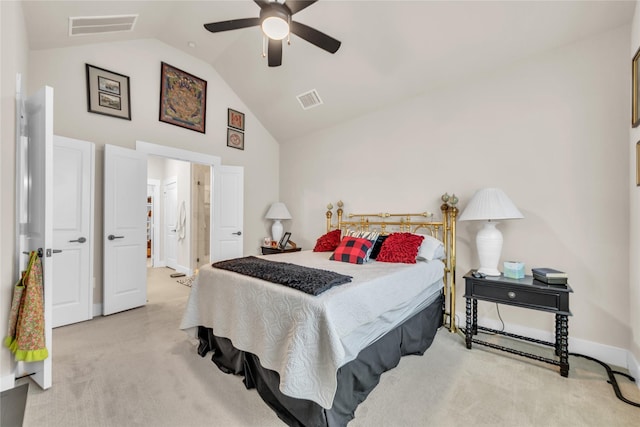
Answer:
xmin=213 ymin=166 xmax=244 ymax=261
xmin=164 ymin=178 xmax=178 ymax=269
xmin=147 ymin=179 xmax=161 ymax=267
xmin=103 ymin=144 xmax=147 ymax=315
xmin=52 ymin=136 xmax=94 ymax=328
xmin=16 ymin=86 xmax=54 ymax=389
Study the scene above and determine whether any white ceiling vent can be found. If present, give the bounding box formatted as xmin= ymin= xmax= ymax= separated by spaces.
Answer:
xmin=296 ymin=89 xmax=323 ymax=110
xmin=69 ymin=15 xmax=138 ymax=36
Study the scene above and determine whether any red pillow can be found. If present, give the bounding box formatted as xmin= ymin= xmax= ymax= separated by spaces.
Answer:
xmin=376 ymin=233 xmax=424 ymax=264
xmin=313 ymin=229 xmax=342 ymax=252
xmin=330 ymin=236 xmax=373 ymax=264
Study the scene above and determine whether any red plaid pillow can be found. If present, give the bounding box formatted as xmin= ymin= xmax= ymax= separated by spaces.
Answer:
xmin=330 ymin=236 xmax=373 ymax=264
xmin=313 ymin=229 xmax=342 ymax=252
xmin=376 ymin=232 xmax=424 ymax=264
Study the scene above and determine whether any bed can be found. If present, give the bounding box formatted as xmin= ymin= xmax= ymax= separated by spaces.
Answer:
xmin=180 ymin=196 xmax=459 ymax=426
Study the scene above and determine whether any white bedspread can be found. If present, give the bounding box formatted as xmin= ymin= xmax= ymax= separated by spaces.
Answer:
xmin=180 ymin=250 xmax=444 ymax=408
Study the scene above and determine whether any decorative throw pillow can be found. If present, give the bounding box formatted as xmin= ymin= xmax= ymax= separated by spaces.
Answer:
xmin=415 ymin=234 xmax=446 ymax=261
xmin=376 ymin=232 xmax=425 ymax=264
xmin=369 ymin=235 xmax=389 ymax=260
xmin=343 ymin=229 xmax=380 ymax=262
xmin=313 ymin=229 xmax=342 ymax=252
xmin=330 ymin=236 xmax=373 ymax=264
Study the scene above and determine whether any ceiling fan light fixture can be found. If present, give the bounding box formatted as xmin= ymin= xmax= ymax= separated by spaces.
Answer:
xmin=261 ymin=16 xmax=289 ymax=40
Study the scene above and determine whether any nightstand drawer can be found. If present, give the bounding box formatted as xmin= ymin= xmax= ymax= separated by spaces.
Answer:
xmin=471 ymin=281 xmax=560 ymax=311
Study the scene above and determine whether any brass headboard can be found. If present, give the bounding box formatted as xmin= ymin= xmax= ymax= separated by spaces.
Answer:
xmin=325 ymin=193 xmax=459 ymax=333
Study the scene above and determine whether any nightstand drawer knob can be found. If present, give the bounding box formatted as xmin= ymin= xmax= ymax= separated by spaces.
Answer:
xmin=508 ymin=291 xmax=516 ymax=299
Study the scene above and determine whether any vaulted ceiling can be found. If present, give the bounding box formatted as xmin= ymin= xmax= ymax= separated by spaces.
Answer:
xmin=21 ymin=0 xmax=635 ymax=142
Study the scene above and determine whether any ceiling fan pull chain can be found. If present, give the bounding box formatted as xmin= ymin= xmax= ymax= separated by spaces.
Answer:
xmin=262 ymin=35 xmax=267 ymax=58
xmin=287 ymin=15 xmax=291 ymax=45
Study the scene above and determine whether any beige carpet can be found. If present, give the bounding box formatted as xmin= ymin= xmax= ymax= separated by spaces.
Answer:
xmin=18 ymin=267 xmax=640 ymax=426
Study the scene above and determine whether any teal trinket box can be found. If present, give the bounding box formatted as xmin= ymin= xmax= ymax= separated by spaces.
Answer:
xmin=503 ymin=261 xmax=525 ymax=279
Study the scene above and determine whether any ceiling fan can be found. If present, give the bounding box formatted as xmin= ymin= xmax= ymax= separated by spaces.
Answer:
xmin=203 ymin=0 xmax=341 ymax=67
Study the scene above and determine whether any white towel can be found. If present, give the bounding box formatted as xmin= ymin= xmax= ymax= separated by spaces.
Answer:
xmin=176 ymin=201 xmax=186 ymax=240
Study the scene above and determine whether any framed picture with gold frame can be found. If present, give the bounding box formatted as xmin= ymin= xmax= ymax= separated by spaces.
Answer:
xmin=636 ymin=141 xmax=640 ymax=186
xmin=633 ymin=47 xmax=640 ymax=128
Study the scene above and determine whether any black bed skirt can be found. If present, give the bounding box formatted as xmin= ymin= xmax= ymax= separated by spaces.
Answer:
xmin=196 ymin=292 xmax=443 ymax=427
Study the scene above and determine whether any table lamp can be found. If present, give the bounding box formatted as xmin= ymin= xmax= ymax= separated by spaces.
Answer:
xmin=458 ymin=188 xmax=523 ymax=276
xmin=265 ymin=202 xmax=292 ymax=242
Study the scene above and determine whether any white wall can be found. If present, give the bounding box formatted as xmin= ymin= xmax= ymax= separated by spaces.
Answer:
xmin=282 ymin=25 xmax=631 ymax=358
xmin=629 ymin=1 xmax=640 ymax=377
xmin=26 ymin=38 xmax=280 ymax=305
xmin=0 ymin=0 xmax=29 ymax=391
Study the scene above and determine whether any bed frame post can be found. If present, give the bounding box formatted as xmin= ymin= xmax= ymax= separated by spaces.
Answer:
xmin=441 ymin=194 xmax=459 ymax=333
xmin=336 ymin=200 xmax=344 ymax=231
xmin=326 ymin=203 xmax=334 ymax=232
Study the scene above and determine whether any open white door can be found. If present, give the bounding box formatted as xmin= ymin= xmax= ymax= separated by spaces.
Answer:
xmin=164 ymin=178 xmax=178 ymax=269
xmin=52 ymin=135 xmax=94 ymax=327
xmin=103 ymin=144 xmax=147 ymax=315
xmin=212 ymin=165 xmax=244 ymax=261
xmin=16 ymin=86 xmax=54 ymax=389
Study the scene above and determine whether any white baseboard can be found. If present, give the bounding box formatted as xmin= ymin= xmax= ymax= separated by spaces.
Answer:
xmin=628 ymin=352 xmax=640 ymax=391
xmin=174 ymin=264 xmax=193 ymax=277
xmin=458 ymin=311 xmax=634 ymax=372
xmin=93 ymin=303 xmax=102 ymax=317
xmin=1 ymin=373 xmax=15 ymax=392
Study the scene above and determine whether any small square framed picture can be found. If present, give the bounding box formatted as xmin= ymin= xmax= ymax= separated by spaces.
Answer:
xmin=228 ymin=108 xmax=245 ymax=131
xmin=227 ymin=128 xmax=244 ymax=150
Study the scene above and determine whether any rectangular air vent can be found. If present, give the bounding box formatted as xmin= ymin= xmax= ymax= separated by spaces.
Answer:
xmin=69 ymin=15 xmax=138 ymax=36
xmin=297 ymin=89 xmax=323 ymax=110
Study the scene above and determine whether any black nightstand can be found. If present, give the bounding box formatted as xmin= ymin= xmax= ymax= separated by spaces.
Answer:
xmin=261 ymin=246 xmax=302 ymax=255
xmin=463 ymin=271 xmax=573 ymax=377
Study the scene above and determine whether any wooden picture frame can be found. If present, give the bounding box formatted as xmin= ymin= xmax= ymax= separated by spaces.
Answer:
xmin=636 ymin=141 xmax=640 ymax=186
xmin=86 ymin=64 xmax=131 ymax=120
xmin=227 ymin=128 xmax=244 ymax=150
xmin=633 ymin=47 xmax=640 ymax=128
xmin=278 ymin=232 xmax=292 ymax=249
xmin=228 ymin=108 xmax=245 ymax=131
xmin=159 ymin=62 xmax=207 ymax=133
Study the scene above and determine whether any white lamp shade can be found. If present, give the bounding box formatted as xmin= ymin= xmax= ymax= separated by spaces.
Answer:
xmin=459 ymin=188 xmax=523 ymax=276
xmin=265 ymin=202 xmax=292 ymax=220
xmin=265 ymin=202 xmax=291 ymax=242
xmin=458 ymin=188 xmax=523 ymax=221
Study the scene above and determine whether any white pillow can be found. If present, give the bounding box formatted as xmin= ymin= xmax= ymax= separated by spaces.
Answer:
xmin=415 ymin=234 xmax=445 ymax=261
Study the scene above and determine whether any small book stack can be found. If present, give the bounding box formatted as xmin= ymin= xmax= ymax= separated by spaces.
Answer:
xmin=532 ymin=267 xmax=568 ymax=285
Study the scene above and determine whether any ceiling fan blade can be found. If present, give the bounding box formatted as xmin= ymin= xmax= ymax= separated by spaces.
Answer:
xmin=204 ymin=17 xmax=260 ymax=33
xmin=268 ymin=38 xmax=283 ymax=67
xmin=254 ymin=0 xmax=271 ymax=9
xmin=285 ymin=1 xmax=318 ymax=15
xmin=290 ymin=21 xmax=341 ymax=54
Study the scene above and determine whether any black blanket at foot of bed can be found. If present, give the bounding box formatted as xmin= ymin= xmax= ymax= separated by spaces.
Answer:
xmin=196 ymin=292 xmax=443 ymax=427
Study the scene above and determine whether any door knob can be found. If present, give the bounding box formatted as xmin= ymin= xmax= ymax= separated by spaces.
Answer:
xmin=232 ymin=231 xmax=242 ymax=236
xmin=69 ymin=237 xmax=87 ymax=243
xmin=108 ymin=234 xmax=125 ymax=240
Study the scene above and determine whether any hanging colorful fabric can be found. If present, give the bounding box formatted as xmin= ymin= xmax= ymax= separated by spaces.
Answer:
xmin=4 ymin=251 xmax=48 ymax=362
xmin=3 ymin=270 xmax=28 ymax=350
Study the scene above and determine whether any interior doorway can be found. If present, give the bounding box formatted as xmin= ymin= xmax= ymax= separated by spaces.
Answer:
xmin=146 ymin=156 xmax=211 ymax=278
